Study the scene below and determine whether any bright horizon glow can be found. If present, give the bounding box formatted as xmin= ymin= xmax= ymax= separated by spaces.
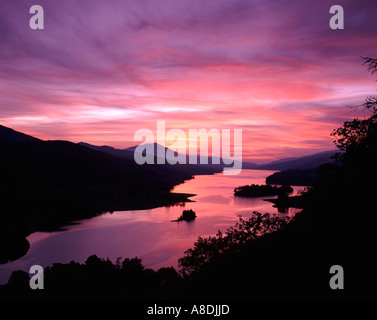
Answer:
xmin=1 ymin=0 xmax=376 ymax=162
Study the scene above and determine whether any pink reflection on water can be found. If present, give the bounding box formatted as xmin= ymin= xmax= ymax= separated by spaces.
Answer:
xmin=0 ymin=170 xmax=304 ymax=284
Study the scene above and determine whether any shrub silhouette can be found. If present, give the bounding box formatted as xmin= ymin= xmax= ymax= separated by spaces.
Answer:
xmin=178 ymin=212 xmax=290 ymax=274
xmin=172 ymin=209 xmax=197 ymax=222
xmin=234 ymin=184 xmax=293 ymax=197
xmin=0 ymin=255 xmax=184 ymax=300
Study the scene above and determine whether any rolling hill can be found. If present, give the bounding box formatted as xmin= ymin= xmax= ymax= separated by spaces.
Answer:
xmin=0 ymin=125 xmax=219 ymax=263
xmin=0 ymin=125 xmax=41 ymax=143
xmin=257 ymin=150 xmax=337 ymax=170
xmin=78 ymin=142 xmax=225 ymax=175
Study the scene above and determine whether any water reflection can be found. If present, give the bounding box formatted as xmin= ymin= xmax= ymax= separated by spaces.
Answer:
xmin=0 ymin=170 xmax=304 ymax=284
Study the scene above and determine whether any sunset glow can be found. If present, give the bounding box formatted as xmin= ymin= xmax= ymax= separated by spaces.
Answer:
xmin=1 ymin=0 xmax=377 ymax=162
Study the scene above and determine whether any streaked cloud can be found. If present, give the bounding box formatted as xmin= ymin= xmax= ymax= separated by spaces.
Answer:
xmin=1 ymin=0 xmax=376 ymax=161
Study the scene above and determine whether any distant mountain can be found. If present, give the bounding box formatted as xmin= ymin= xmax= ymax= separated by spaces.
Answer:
xmin=262 ymin=151 xmax=342 ymax=186
xmin=79 ymin=142 xmax=225 ymax=175
xmin=0 ymin=124 xmax=41 ymax=143
xmin=242 ymin=161 xmax=260 ymax=169
xmin=126 ymin=143 xmax=259 ymax=170
xmin=78 ymin=142 xmax=135 ymax=160
xmin=265 ymin=168 xmax=321 ymax=186
xmin=257 ymin=150 xmax=337 ymax=170
xmin=125 ymin=142 xmax=224 ymax=168
xmin=81 ymin=142 xmax=337 ymax=172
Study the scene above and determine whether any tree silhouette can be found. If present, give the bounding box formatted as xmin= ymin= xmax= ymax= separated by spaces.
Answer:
xmin=331 ymin=57 xmax=377 ymax=158
xmin=178 ymin=212 xmax=290 ymax=274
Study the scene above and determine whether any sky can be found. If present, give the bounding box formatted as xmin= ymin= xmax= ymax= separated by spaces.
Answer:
xmin=1 ymin=0 xmax=377 ymax=163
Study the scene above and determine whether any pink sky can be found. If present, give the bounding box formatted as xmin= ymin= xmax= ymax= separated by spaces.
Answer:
xmin=1 ymin=0 xmax=377 ymax=162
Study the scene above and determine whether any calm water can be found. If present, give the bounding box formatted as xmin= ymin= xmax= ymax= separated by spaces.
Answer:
xmin=0 ymin=169 xmax=303 ymax=284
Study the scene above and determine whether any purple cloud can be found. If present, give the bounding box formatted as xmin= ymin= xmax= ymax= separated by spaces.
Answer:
xmin=1 ymin=0 xmax=377 ymax=161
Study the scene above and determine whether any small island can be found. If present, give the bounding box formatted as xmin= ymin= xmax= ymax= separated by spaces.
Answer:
xmin=264 ymin=194 xmax=304 ymax=209
xmin=234 ymin=184 xmax=293 ymax=197
xmin=171 ymin=209 xmax=197 ymax=222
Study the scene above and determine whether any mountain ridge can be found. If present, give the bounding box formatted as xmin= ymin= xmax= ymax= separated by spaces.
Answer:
xmin=1 ymin=123 xmax=336 ymax=171
xmin=257 ymin=150 xmax=337 ymax=170
xmin=0 ymin=125 xmax=41 ymax=143
xmin=79 ymin=141 xmax=336 ymax=171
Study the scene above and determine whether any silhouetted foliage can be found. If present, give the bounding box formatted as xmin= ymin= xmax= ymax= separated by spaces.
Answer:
xmin=331 ymin=57 xmax=377 ymax=159
xmin=234 ymin=184 xmax=293 ymax=197
xmin=8 ymin=270 xmax=30 ymax=290
xmin=172 ymin=209 xmax=197 ymax=222
xmin=362 ymin=56 xmax=377 ymax=75
xmin=0 ymin=255 xmax=184 ymax=300
xmin=178 ymin=212 xmax=290 ymax=274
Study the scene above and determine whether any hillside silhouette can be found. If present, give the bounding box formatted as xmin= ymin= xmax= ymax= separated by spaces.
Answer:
xmin=79 ymin=142 xmax=224 ymax=175
xmin=0 ymin=125 xmax=41 ymax=143
xmin=0 ymin=126 xmax=220 ymax=263
xmin=265 ymin=167 xmax=321 ymax=186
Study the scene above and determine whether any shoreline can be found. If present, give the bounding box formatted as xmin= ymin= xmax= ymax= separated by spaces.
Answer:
xmin=0 ymin=190 xmax=196 ymax=265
